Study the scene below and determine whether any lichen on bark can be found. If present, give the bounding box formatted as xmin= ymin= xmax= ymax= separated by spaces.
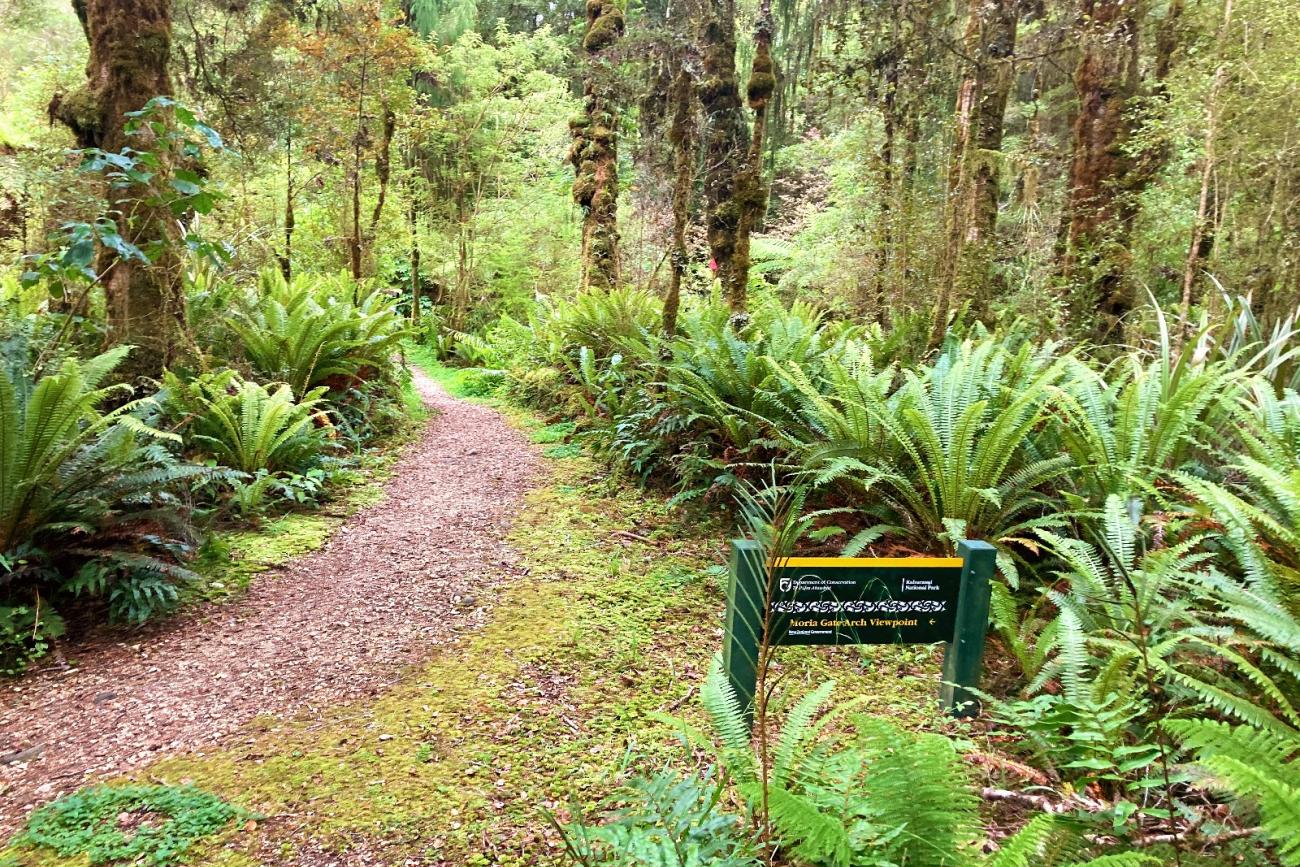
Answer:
xmin=697 ymin=2 xmax=752 ymax=313
xmin=570 ymin=0 xmax=624 ymax=291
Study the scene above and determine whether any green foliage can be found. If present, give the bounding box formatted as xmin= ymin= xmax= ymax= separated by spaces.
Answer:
xmin=573 ymin=661 xmax=1159 ymax=867
xmin=1038 ymin=496 xmax=1300 ymax=733
xmin=1181 ymin=382 xmax=1300 ymax=597
xmin=554 ymin=769 xmax=759 ymax=866
xmin=231 ymin=270 xmax=408 ymax=399
xmin=1166 ymin=719 xmax=1300 ymax=866
xmin=16 ymin=784 xmax=244 ymax=865
xmin=693 ymin=660 xmax=982 ymax=866
xmin=788 ymin=333 xmax=1071 ymax=572
xmin=1051 ymin=311 xmax=1248 ymax=504
xmin=0 ymin=347 xmax=206 ymax=669
xmin=989 ymin=689 xmax=1164 ymax=819
xmin=18 ymin=97 xmax=230 ymax=296
xmin=0 ymin=599 xmax=64 ymax=674
xmin=172 ymin=370 xmax=330 ymax=475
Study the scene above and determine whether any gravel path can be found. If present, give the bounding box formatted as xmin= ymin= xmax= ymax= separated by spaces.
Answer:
xmin=0 ymin=369 xmax=540 ymax=834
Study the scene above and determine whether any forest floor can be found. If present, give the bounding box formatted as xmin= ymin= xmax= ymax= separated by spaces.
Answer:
xmin=0 ymin=369 xmax=540 ymax=840
xmin=1 ymin=362 xmax=963 ymax=867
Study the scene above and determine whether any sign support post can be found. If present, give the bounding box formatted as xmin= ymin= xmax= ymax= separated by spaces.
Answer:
xmin=939 ymin=540 xmax=996 ymax=717
xmin=723 ymin=540 xmax=764 ymax=724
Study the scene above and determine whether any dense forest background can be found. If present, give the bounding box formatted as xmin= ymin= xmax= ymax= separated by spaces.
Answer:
xmin=4 ymin=0 xmax=1296 ymax=351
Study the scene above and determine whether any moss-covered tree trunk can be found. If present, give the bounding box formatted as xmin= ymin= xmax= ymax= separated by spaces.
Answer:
xmin=280 ymin=130 xmax=294 ymax=280
xmin=958 ymin=0 xmax=1016 ymax=307
xmin=54 ymin=0 xmax=181 ymax=376
xmin=664 ymin=55 xmax=696 ymax=337
xmin=697 ymin=0 xmax=752 ymax=313
xmin=933 ymin=0 xmax=1017 ymax=344
xmin=735 ymin=1 xmax=776 ymax=305
xmin=1059 ymin=0 xmax=1141 ymax=334
xmin=570 ymin=0 xmax=625 ymax=291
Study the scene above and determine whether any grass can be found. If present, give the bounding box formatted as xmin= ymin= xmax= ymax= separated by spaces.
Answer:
xmin=3 ymin=359 xmax=955 ymax=866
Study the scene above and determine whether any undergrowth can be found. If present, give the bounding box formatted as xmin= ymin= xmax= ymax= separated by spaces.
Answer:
xmin=10 ymin=785 xmax=244 ymax=866
xmin=0 ymin=379 xmax=950 ymax=866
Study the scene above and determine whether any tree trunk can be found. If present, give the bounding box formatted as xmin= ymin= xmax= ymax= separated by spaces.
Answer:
xmin=1178 ymin=0 xmax=1232 ymax=342
xmin=570 ymin=0 xmax=625 ymax=291
xmin=959 ymin=0 xmax=1016 ymax=309
xmin=932 ymin=70 xmax=978 ymax=346
xmin=697 ymin=0 xmax=753 ymax=313
xmin=934 ymin=0 xmax=1018 ymax=344
xmin=870 ymin=51 xmax=899 ymax=320
xmin=664 ymin=55 xmax=696 ymax=337
xmin=735 ymin=0 xmax=776 ymax=307
xmin=406 ymin=149 xmax=422 ymax=325
xmin=370 ymin=102 xmax=396 ymax=232
xmin=349 ymin=53 xmax=370 ymax=285
xmin=0 ymin=140 xmax=21 ymax=245
xmin=53 ymin=0 xmax=181 ymax=376
xmin=409 ymin=197 xmax=421 ymax=325
xmin=1060 ymin=0 xmax=1141 ymax=335
xmin=280 ymin=129 xmax=294 ymax=280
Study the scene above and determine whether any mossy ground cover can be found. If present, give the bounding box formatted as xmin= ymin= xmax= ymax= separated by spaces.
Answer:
xmin=4 ymin=364 xmax=960 ymax=866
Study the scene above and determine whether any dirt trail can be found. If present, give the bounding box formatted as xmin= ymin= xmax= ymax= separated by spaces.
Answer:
xmin=0 ymin=369 xmax=540 ymax=833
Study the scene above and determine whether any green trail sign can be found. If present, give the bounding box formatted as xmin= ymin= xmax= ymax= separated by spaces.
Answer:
xmin=723 ymin=540 xmax=996 ymax=722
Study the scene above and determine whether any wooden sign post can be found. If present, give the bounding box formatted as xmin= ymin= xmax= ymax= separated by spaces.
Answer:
xmin=723 ymin=539 xmax=996 ymax=722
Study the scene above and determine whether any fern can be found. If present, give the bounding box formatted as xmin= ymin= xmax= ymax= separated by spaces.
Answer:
xmin=233 ymin=269 xmax=408 ymax=397
xmin=701 ymin=656 xmax=758 ymax=785
xmin=781 ymin=334 xmax=1071 ymax=573
xmin=0 ymin=350 xmax=209 ymax=668
xmin=188 ymin=377 xmax=329 ymax=475
xmin=1166 ymin=719 xmax=1300 ymax=866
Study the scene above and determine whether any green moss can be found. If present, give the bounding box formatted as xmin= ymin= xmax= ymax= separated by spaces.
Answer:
xmin=53 ymin=86 xmax=101 ymax=142
xmin=582 ymin=3 xmax=624 ymax=53
xmin=746 ymin=46 xmax=777 ymax=108
xmin=746 ymin=71 xmax=777 ymax=108
xmin=530 ymin=421 xmax=576 ymax=444
xmin=188 ymin=512 xmax=339 ymax=602
xmin=572 ymin=171 xmax=597 ymax=207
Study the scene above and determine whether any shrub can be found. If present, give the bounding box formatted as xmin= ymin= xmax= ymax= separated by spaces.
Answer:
xmin=1037 ymin=496 xmax=1300 ymax=732
xmin=787 ymin=334 xmax=1072 ymax=579
xmin=159 ymin=369 xmax=336 ymax=516
xmin=565 ymin=661 xmax=1158 ymax=866
xmin=0 ymin=347 xmax=207 ymax=670
xmin=1051 ymin=316 xmax=1249 ymax=505
xmin=1167 ymin=719 xmax=1300 ymax=867
xmin=185 ymin=373 xmax=329 ymax=475
xmin=231 ymin=269 xmax=408 ymax=399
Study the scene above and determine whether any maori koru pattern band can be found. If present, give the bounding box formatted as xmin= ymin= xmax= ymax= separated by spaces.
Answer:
xmin=771 ymin=599 xmax=948 ymax=614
